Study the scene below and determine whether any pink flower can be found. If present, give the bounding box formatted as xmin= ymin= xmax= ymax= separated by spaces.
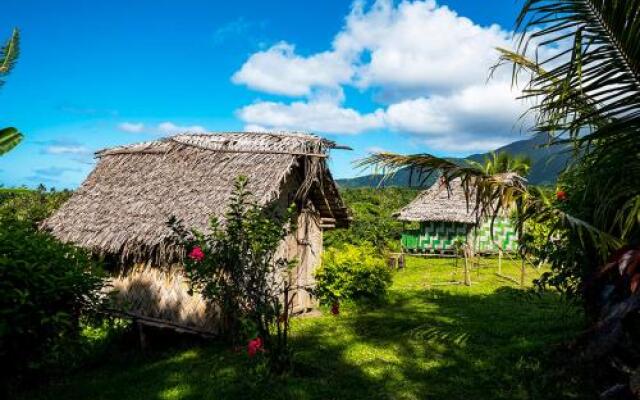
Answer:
xmin=188 ymin=246 xmax=205 ymax=262
xmin=247 ymin=337 xmax=263 ymax=358
xmin=331 ymin=301 xmax=340 ymax=315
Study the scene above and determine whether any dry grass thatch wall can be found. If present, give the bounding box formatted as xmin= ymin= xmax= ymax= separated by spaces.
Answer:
xmin=109 ymin=263 xmax=220 ymax=333
xmin=109 ymin=209 xmax=321 ymax=333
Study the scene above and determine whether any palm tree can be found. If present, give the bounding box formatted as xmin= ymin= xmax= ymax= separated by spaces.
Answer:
xmin=0 ymin=28 xmax=22 ymax=155
xmin=361 ymin=1 xmax=640 ymax=393
xmin=513 ymin=1 xmax=640 ymax=237
xmin=469 ymin=151 xmax=532 ymax=177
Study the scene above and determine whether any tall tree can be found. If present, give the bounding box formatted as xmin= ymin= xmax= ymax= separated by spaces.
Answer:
xmin=0 ymin=28 xmax=22 ymax=155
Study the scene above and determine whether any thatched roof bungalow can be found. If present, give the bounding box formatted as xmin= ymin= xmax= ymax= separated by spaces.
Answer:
xmin=396 ymin=178 xmax=517 ymax=254
xmin=43 ymin=132 xmax=350 ymax=334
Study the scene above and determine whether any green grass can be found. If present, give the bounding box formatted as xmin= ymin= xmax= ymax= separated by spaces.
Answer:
xmin=18 ymin=257 xmax=590 ymax=400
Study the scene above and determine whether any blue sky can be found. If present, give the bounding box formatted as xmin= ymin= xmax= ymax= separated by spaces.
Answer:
xmin=0 ymin=0 xmax=527 ymax=188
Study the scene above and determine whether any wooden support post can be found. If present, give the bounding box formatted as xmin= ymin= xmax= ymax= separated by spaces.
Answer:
xmin=136 ymin=320 xmax=147 ymax=350
xmin=498 ymin=249 xmax=503 ymax=275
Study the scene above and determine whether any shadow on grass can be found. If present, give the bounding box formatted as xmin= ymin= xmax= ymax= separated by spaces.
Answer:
xmin=16 ymin=286 xmax=594 ymax=400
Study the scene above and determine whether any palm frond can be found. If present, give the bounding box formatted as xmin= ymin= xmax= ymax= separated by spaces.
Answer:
xmin=0 ymin=28 xmax=19 ymax=85
xmin=357 ymin=152 xmax=528 ymax=229
xmin=355 ymin=152 xmax=486 ymax=188
xmin=0 ymin=127 xmax=23 ymax=155
xmin=515 ymin=0 xmax=640 ymax=146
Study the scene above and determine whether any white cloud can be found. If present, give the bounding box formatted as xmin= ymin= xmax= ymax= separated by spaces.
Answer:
xmin=342 ymin=0 xmax=513 ymax=92
xmin=157 ymin=122 xmax=207 ymax=135
xmin=118 ymin=122 xmax=145 ymax=133
xmin=232 ymin=0 xmax=548 ymax=153
xmin=42 ymin=145 xmax=91 ymax=155
xmin=116 ymin=121 xmax=209 ymax=136
xmin=236 ymin=83 xmax=529 ymax=151
xmin=237 ymin=100 xmax=385 ymax=135
xmin=384 ymin=82 xmax=529 ymax=135
xmin=232 ymin=42 xmax=353 ymax=96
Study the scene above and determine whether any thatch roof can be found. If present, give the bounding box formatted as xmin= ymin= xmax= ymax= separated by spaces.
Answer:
xmin=395 ymin=178 xmax=477 ymax=224
xmin=43 ymin=132 xmax=350 ymax=263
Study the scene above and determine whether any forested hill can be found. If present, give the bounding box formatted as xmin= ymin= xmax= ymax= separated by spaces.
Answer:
xmin=337 ymin=134 xmax=571 ymax=188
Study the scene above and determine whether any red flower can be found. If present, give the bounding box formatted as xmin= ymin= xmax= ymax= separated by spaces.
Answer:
xmin=331 ymin=301 xmax=340 ymax=315
xmin=556 ymin=190 xmax=567 ymax=201
xmin=247 ymin=337 xmax=263 ymax=358
xmin=188 ymin=246 xmax=205 ymax=262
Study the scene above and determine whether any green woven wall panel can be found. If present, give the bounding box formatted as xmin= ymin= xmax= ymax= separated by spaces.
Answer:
xmin=472 ymin=217 xmax=518 ymax=252
xmin=402 ymin=222 xmax=467 ymax=251
xmin=401 ymin=217 xmax=518 ymax=252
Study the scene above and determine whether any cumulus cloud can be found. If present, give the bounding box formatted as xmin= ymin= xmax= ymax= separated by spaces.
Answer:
xmin=231 ymin=0 xmax=543 ymax=153
xmin=232 ymin=42 xmax=353 ymax=96
xmin=341 ymin=0 xmax=513 ymax=92
xmin=157 ymin=122 xmax=207 ymax=135
xmin=118 ymin=122 xmax=145 ymax=133
xmin=116 ymin=121 xmax=209 ymax=136
xmin=238 ymin=100 xmax=385 ymax=135
xmin=384 ymin=82 xmax=529 ymax=135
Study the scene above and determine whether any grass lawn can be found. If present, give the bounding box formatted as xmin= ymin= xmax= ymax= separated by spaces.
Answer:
xmin=19 ymin=257 xmax=591 ymax=400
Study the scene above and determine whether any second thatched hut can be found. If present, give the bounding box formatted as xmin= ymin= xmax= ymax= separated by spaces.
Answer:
xmin=396 ymin=178 xmax=518 ymax=254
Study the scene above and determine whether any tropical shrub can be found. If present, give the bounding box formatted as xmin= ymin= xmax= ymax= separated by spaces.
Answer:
xmin=315 ymin=243 xmax=392 ymax=305
xmin=324 ymin=187 xmax=419 ymax=252
xmin=0 ymin=215 xmax=104 ymax=381
xmin=0 ymin=185 xmax=72 ymax=225
xmin=169 ymin=176 xmax=296 ymax=374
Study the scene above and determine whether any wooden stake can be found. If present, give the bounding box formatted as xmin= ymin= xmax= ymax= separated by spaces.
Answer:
xmin=137 ymin=320 xmax=147 ymax=350
xmin=498 ymin=249 xmax=503 ymax=275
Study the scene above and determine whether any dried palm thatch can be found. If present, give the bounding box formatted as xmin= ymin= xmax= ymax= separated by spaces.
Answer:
xmin=395 ymin=174 xmax=525 ymax=225
xmin=43 ymin=132 xmax=350 ymax=265
xmin=395 ymin=178 xmax=478 ymax=224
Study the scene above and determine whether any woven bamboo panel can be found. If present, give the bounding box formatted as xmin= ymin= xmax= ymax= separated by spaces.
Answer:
xmin=402 ymin=221 xmax=468 ymax=251
xmin=472 ymin=217 xmax=518 ymax=252
xmin=109 ymin=263 xmax=219 ymax=333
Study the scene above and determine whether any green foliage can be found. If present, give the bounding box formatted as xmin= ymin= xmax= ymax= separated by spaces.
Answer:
xmin=324 ymin=187 xmax=419 ymax=251
xmin=0 ymin=127 xmax=22 ymax=155
xmin=0 ymin=185 xmax=72 ymax=225
xmin=0 ymin=214 xmax=104 ymax=381
xmin=1 ymin=28 xmax=21 ymax=155
xmin=468 ymin=151 xmax=532 ymax=177
xmin=15 ymin=258 xmax=592 ymax=400
xmin=170 ymin=176 xmax=295 ymax=374
xmin=315 ymin=243 xmax=392 ymax=304
xmin=0 ymin=28 xmax=19 ymax=81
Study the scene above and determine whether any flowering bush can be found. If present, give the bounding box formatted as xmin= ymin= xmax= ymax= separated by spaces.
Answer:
xmin=247 ymin=337 xmax=263 ymax=358
xmin=188 ymin=246 xmax=205 ymax=262
xmin=314 ymin=243 xmax=392 ymax=305
xmin=169 ymin=176 xmax=296 ymax=374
